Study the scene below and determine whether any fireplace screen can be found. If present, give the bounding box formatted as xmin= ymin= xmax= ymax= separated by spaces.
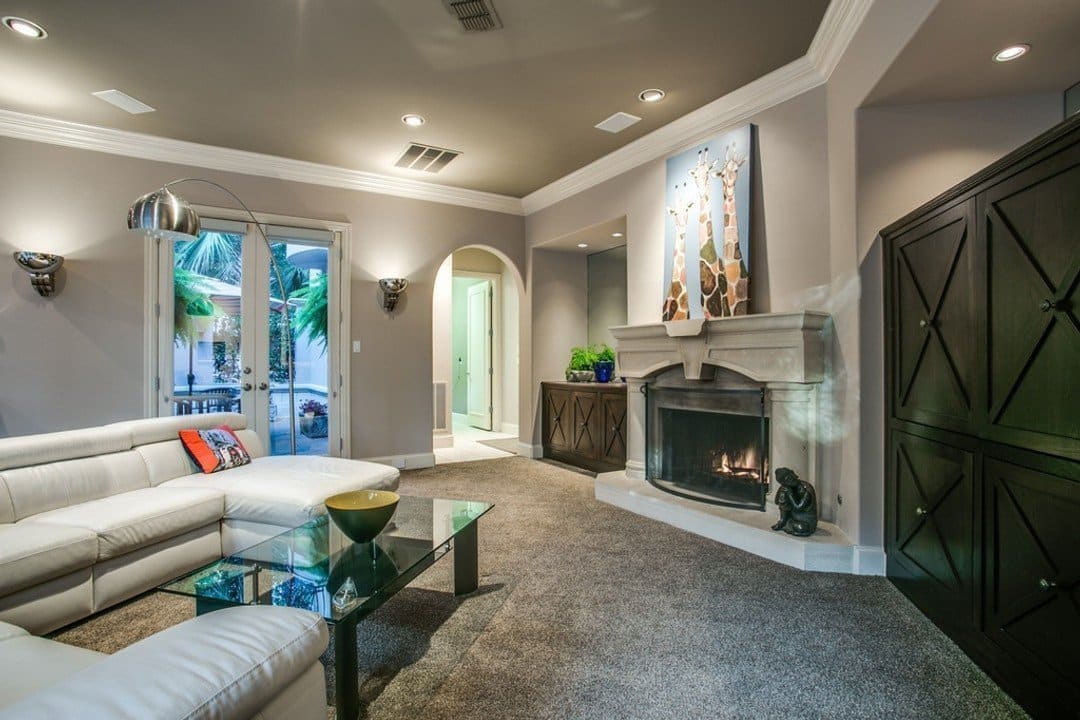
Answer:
xmin=646 ymin=386 xmax=768 ymax=511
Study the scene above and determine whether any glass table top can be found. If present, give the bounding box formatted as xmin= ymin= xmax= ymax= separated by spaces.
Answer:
xmin=160 ymin=496 xmax=492 ymax=623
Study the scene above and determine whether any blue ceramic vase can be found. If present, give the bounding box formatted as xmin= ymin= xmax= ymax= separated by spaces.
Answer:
xmin=593 ymin=360 xmax=615 ymax=383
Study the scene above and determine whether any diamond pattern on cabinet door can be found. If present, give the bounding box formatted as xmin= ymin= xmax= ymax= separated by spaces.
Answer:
xmin=601 ymin=395 xmax=626 ymax=465
xmin=985 ymin=458 xmax=1080 ymax=689
xmin=889 ymin=432 xmax=973 ymax=605
xmin=985 ymin=160 xmax=1080 ymax=459
xmin=892 ymin=203 xmax=975 ymax=432
xmin=545 ymin=390 xmax=569 ymax=451
xmin=571 ymin=392 xmax=598 ymax=457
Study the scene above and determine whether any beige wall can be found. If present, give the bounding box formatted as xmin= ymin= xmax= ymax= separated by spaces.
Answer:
xmin=0 ymin=136 xmax=525 ymax=462
xmin=587 ymin=245 xmax=628 ymax=351
xmin=526 ymin=248 xmax=588 ymax=445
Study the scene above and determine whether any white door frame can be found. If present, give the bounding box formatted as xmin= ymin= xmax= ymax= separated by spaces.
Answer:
xmin=144 ymin=206 xmax=353 ymax=457
xmin=454 ymin=270 xmax=501 ymax=433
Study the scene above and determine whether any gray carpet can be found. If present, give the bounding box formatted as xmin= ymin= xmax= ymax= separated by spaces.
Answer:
xmin=54 ymin=457 xmax=1026 ymax=719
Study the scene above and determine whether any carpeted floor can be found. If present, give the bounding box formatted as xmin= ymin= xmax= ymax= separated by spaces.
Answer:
xmin=53 ymin=457 xmax=1026 ymax=719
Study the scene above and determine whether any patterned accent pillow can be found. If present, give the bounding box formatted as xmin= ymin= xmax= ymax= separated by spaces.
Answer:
xmin=179 ymin=425 xmax=251 ymax=474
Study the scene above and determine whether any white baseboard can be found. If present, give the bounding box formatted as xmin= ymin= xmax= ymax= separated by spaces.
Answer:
xmin=500 ymin=422 xmax=519 ymax=435
xmin=854 ymin=546 xmax=886 ymax=576
xmin=517 ymin=442 xmax=542 ymax=459
xmin=432 ymin=431 xmax=454 ymax=449
xmin=361 ymin=452 xmax=436 ymax=471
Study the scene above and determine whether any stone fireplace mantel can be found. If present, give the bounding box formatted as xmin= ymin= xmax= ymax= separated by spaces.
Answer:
xmin=610 ymin=311 xmax=828 ymax=384
xmin=597 ymin=311 xmax=882 ymax=575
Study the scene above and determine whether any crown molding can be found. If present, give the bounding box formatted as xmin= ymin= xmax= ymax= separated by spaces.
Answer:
xmin=0 ymin=108 xmax=525 ymax=216
xmin=521 ymin=0 xmax=872 ymax=215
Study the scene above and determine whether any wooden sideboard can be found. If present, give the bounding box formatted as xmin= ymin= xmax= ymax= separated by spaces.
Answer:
xmin=541 ymin=381 xmax=627 ymax=473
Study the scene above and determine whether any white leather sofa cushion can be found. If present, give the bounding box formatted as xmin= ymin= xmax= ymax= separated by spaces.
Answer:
xmin=0 ymin=425 xmax=130 ymax=472
xmin=136 ymin=433 xmax=264 ymax=488
xmin=22 ymin=487 xmax=224 ymax=561
xmin=0 ymin=622 xmax=104 ymax=708
xmin=162 ymin=454 xmax=399 ymax=527
xmin=108 ymin=412 xmax=247 ymax=446
xmin=0 ymin=606 xmax=328 ymax=720
xmin=0 ymin=524 xmax=98 ymax=597
xmin=0 ymin=450 xmax=151 ymax=522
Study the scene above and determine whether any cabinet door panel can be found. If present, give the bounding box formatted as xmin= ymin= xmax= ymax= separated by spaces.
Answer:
xmin=543 ymin=387 xmax=571 ymax=451
xmin=984 ymin=457 xmax=1080 ymax=694
xmin=887 ymin=430 xmax=975 ymax=623
xmin=571 ymin=392 xmax=599 ymax=459
xmin=890 ymin=201 xmax=977 ymax=433
xmin=600 ymin=391 xmax=627 ymax=467
xmin=982 ymin=145 xmax=1080 ymax=460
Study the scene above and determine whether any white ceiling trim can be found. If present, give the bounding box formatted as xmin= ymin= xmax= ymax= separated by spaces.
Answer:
xmin=0 ymin=108 xmax=525 ymax=216
xmin=520 ymin=0 xmax=872 ymax=215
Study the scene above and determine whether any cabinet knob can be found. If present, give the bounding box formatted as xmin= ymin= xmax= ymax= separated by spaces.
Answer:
xmin=1038 ymin=578 xmax=1057 ymax=592
xmin=918 ymin=319 xmax=930 ymax=328
xmin=1039 ymin=298 xmax=1057 ymax=312
xmin=915 ymin=507 xmax=927 ymax=516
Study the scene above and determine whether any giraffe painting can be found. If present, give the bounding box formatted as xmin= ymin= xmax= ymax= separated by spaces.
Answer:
xmin=662 ymin=183 xmax=694 ymax=321
xmin=716 ymin=143 xmax=749 ymax=315
xmin=661 ymin=124 xmax=754 ymax=321
xmin=688 ymin=147 xmax=727 ymax=318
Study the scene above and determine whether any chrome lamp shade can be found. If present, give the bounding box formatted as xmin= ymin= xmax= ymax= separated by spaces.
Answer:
xmin=127 ymin=187 xmax=201 ymax=240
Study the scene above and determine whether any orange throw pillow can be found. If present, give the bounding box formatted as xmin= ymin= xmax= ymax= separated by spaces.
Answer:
xmin=179 ymin=425 xmax=251 ymax=474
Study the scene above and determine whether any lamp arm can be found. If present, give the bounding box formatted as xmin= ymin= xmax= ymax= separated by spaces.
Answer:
xmin=162 ymin=178 xmax=296 ymax=454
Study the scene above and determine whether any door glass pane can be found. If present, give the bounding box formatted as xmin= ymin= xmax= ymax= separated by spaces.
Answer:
xmin=269 ymin=240 xmax=331 ymax=456
xmin=171 ymin=231 xmax=244 ymax=417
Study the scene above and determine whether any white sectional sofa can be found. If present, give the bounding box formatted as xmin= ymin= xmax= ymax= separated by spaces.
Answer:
xmin=0 ymin=605 xmax=329 ymax=719
xmin=0 ymin=412 xmax=399 ymax=634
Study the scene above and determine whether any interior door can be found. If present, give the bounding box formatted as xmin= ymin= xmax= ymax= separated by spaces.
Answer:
xmin=466 ymin=281 xmax=493 ymax=430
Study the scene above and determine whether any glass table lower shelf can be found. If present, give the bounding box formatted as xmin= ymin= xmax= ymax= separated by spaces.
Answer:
xmin=160 ymin=495 xmax=492 ymax=720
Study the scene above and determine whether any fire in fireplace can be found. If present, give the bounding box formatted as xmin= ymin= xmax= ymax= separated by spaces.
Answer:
xmin=646 ymin=386 xmax=769 ymax=511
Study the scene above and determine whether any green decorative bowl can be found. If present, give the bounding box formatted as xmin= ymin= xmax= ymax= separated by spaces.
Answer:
xmin=324 ymin=490 xmax=399 ymax=544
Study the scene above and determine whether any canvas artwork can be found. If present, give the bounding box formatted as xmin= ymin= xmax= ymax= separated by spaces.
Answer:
xmin=662 ymin=124 xmax=754 ymax=320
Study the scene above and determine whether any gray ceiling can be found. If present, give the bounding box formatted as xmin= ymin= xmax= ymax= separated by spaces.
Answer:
xmin=0 ymin=0 xmax=829 ymax=197
xmin=866 ymin=0 xmax=1080 ymax=106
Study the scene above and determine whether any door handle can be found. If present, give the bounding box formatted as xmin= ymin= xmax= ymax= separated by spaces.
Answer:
xmin=258 ymin=382 xmax=269 ymax=391
xmin=242 ymin=383 xmax=253 ymax=392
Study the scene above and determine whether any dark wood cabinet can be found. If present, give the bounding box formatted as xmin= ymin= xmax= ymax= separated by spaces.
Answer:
xmin=883 ymin=115 xmax=1080 ymax=718
xmin=542 ymin=382 xmax=626 ymax=472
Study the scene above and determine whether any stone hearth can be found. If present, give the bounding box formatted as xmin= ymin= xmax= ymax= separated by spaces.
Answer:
xmin=600 ymin=312 xmax=882 ymax=575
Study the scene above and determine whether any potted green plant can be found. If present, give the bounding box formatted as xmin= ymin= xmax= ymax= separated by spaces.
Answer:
xmin=298 ymin=399 xmax=329 ymax=438
xmin=566 ymin=345 xmax=598 ymax=382
xmin=593 ymin=343 xmax=616 ymax=382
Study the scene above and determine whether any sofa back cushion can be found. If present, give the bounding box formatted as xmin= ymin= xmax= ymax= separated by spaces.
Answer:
xmin=0 ymin=450 xmax=150 ymax=522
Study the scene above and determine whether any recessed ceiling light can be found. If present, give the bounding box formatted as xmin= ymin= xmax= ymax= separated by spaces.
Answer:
xmin=577 ymin=243 xmax=589 ymax=249
xmin=401 ymin=114 xmax=425 ymax=127
xmin=612 ymin=232 xmax=624 ymax=238
xmin=3 ymin=16 xmax=47 ymax=39
xmin=638 ymin=88 xmax=665 ymax=103
xmin=993 ymin=44 xmax=1029 ymax=62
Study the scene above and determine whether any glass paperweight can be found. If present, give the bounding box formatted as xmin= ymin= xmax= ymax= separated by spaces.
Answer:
xmin=332 ymin=577 xmax=358 ymax=612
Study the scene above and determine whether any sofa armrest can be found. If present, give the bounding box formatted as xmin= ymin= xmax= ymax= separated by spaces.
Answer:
xmin=0 ymin=606 xmax=328 ymax=720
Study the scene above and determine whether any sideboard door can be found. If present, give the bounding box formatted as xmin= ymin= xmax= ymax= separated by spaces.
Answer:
xmin=570 ymin=391 xmax=600 ymax=460
xmin=543 ymin=386 xmax=571 ymax=452
xmin=600 ymin=391 xmax=627 ymax=468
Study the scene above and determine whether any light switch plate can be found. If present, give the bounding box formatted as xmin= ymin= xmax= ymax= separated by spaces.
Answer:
xmin=352 ymin=340 xmax=362 ymax=353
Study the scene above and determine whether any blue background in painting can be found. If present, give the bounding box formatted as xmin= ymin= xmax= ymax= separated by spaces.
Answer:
xmin=662 ymin=124 xmax=753 ymax=319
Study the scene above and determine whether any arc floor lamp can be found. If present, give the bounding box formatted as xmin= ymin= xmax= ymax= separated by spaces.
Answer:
xmin=128 ymin=179 xmax=297 ymax=455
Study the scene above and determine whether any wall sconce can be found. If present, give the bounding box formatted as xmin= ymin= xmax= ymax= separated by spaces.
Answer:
xmin=13 ymin=251 xmax=64 ymax=296
xmin=379 ymin=278 xmax=408 ymax=313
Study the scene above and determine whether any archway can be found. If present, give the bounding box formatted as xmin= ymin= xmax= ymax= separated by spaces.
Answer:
xmin=431 ymin=245 xmax=524 ymax=464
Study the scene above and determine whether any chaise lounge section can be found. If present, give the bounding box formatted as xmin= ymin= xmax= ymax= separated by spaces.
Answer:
xmin=0 ymin=412 xmax=398 ymax=634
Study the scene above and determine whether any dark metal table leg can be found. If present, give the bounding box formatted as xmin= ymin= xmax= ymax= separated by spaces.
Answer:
xmin=454 ymin=521 xmax=479 ymax=595
xmin=333 ymin=614 xmax=360 ymax=720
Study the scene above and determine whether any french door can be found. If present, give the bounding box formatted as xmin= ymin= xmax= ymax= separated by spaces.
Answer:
xmin=151 ymin=217 xmax=346 ymax=456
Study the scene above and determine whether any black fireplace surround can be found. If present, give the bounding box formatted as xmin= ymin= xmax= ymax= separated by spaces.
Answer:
xmin=646 ymin=384 xmax=769 ymax=511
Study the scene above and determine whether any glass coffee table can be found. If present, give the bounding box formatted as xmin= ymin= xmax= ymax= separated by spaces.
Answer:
xmin=160 ymin=495 xmax=492 ymax=720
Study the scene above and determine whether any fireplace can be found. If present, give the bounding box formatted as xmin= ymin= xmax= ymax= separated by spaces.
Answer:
xmin=647 ymin=384 xmax=769 ymax=511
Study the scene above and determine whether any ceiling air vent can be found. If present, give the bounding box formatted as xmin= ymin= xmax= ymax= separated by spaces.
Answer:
xmin=394 ymin=143 xmax=461 ymax=173
xmin=594 ymin=112 xmax=641 ymax=134
xmin=443 ymin=0 xmax=503 ymax=32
